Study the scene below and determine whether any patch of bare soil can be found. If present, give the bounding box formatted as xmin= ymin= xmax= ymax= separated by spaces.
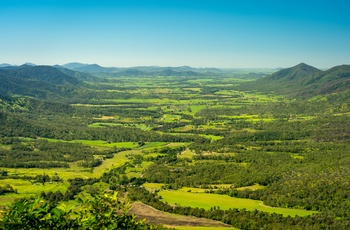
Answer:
xmin=130 ymin=202 xmax=231 ymax=228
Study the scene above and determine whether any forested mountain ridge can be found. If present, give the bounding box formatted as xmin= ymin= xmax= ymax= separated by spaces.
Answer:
xmin=0 ymin=65 xmax=84 ymax=100
xmin=240 ymin=63 xmax=350 ymax=98
xmin=2 ymin=65 xmax=81 ymax=85
xmin=53 ymin=65 xmax=99 ymax=82
xmin=303 ymin=64 xmax=350 ymax=94
xmin=63 ymin=63 xmax=113 ymax=73
xmin=264 ymin=63 xmax=321 ymax=81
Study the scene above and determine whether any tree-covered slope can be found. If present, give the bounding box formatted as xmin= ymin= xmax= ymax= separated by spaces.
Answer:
xmin=54 ymin=65 xmax=99 ymax=82
xmin=4 ymin=65 xmax=81 ymax=85
xmin=265 ymin=63 xmax=321 ymax=81
xmin=0 ymin=65 xmax=84 ymax=100
xmin=303 ymin=65 xmax=350 ymax=95
xmin=240 ymin=63 xmax=350 ymax=98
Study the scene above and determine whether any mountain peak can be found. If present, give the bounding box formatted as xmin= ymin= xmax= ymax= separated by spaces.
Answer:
xmin=294 ymin=63 xmax=319 ymax=71
xmin=63 ymin=63 xmax=106 ymax=72
xmin=23 ymin=62 xmax=36 ymax=66
xmin=266 ymin=63 xmax=320 ymax=81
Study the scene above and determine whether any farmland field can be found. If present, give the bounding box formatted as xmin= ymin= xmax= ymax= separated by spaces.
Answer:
xmin=158 ymin=189 xmax=317 ymax=217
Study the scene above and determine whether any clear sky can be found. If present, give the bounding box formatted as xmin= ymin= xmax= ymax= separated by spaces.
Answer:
xmin=1 ymin=0 xmax=349 ymax=68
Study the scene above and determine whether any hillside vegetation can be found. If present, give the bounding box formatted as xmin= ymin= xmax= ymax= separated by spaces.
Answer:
xmin=240 ymin=63 xmax=350 ymax=98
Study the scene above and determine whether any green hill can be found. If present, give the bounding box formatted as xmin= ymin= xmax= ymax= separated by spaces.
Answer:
xmin=0 ymin=65 xmax=83 ymax=100
xmin=240 ymin=63 xmax=350 ymax=98
xmin=303 ymin=65 xmax=350 ymax=95
xmin=265 ymin=63 xmax=321 ymax=81
xmin=5 ymin=65 xmax=81 ymax=85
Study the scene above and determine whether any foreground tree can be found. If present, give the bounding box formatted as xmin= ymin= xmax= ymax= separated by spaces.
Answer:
xmin=0 ymin=192 xmax=158 ymax=230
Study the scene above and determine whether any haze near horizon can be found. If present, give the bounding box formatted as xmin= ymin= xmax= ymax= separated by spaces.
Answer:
xmin=1 ymin=0 xmax=349 ymax=68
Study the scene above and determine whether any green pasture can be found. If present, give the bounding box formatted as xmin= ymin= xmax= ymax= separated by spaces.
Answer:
xmin=158 ymin=190 xmax=317 ymax=217
xmin=0 ymin=149 xmax=139 ymax=208
xmin=333 ymin=112 xmax=350 ymax=116
xmin=214 ymin=90 xmax=243 ymax=97
xmin=161 ymin=114 xmax=182 ymax=122
xmin=0 ymin=149 xmax=133 ymax=182
xmin=236 ymin=184 xmax=266 ymax=191
xmin=221 ymin=114 xmax=275 ymax=123
xmin=125 ymin=161 xmax=153 ymax=178
xmin=289 ymin=115 xmax=316 ymax=121
xmin=178 ymin=184 xmax=234 ymax=193
xmin=143 ymin=183 xmax=165 ymax=190
xmin=165 ymin=143 xmax=190 ymax=148
xmin=0 ymin=179 xmax=69 ymax=207
xmin=179 ymin=187 xmax=208 ymax=193
xmin=178 ymin=149 xmax=194 ymax=159
xmin=183 ymin=105 xmax=207 ymax=115
xmin=199 ymin=134 xmax=224 ymax=141
xmin=197 ymin=124 xmax=227 ymax=130
xmin=0 ymin=144 xmax=11 ymax=150
xmin=187 ymin=79 xmax=214 ymax=83
xmin=171 ymin=125 xmax=194 ymax=132
xmin=93 ymin=150 xmax=133 ymax=176
xmin=241 ymin=92 xmax=281 ymax=102
xmin=182 ymin=87 xmax=202 ymax=92
xmin=89 ymin=122 xmax=152 ymax=131
xmin=291 ymin=154 xmax=305 ymax=160
xmin=1 ymin=164 xmax=91 ymax=181
xmin=43 ymin=138 xmax=138 ymax=148
xmin=160 ymin=131 xmax=223 ymax=141
xmin=88 ymin=122 xmax=122 ymax=128
xmin=138 ymin=142 xmax=169 ymax=151
xmin=101 ymin=98 xmax=180 ymax=104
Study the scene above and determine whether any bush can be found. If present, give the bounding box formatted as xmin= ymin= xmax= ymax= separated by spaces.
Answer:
xmin=0 ymin=192 xmax=151 ymax=229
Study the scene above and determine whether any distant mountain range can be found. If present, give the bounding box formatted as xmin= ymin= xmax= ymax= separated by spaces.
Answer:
xmin=241 ymin=63 xmax=350 ymax=98
xmin=61 ymin=62 xmax=222 ymax=76
xmin=1 ymin=62 xmax=271 ymax=77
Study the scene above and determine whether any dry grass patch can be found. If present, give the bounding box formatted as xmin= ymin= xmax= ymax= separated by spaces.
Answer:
xmin=236 ymin=183 xmax=265 ymax=191
xmin=93 ymin=116 xmax=116 ymax=120
xmin=130 ymin=202 xmax=232 ymax=228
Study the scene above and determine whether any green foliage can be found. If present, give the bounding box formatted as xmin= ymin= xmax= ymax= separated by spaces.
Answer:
xmin=0 ymin=192 xmax=152 ymax=230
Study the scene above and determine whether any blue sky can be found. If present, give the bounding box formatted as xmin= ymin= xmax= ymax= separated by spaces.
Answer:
xmin=1 ymin=0 xmax=349 ymax=68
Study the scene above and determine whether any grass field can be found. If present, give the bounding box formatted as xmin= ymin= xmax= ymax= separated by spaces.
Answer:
xmin=0 ymin=149 xmax=134 ymax=206
xmin=178 ymin=149 xmax=195 ymax=159
xmin=43 ymin=138 xmax=138 ymax=148
xmin=236 ymin=184 xmax=265 ymax=191
xmin=143 ymin=183 xmax=165 ymax=192
xmin=158 ymin=190 xmax=317 ymax=217
xmin=93 ymin=150 xmax=133 ymax=176
xmin=199 ymin=134 xmax=224 ymax=141
xmin=0 ymin=179 xmax=69 ymax=207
